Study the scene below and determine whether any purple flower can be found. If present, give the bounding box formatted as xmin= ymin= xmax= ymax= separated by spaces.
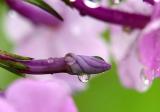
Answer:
xmin=0 ymin=78 xmax=77 ymax=112
xmin=64 ymin=53 xmax=111 ymax=75
xmin=138 ymin=2 xmax=160 ymax=86
xmin=5 ymin=0 xmax=109 ymax=91
xmin=108 ymin=0 xmax=160 ymax=92
xmin=109 ymin=0 xmax=153 ymax=92
xmin=0 ymin=52 xmax=110 ymax=75
xmin=7 ymin=0 xmax=160 ymax=92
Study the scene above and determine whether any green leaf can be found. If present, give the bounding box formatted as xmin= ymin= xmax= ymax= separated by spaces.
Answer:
xmin=27 ymin=0 xmax=63 ymax=21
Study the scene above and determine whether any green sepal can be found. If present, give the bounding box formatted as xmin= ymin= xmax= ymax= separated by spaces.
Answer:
xmin=0 ymin=60 xmax=29 ymax=71
xmin=27 ymin=0 xmax=63 ymax=21
xmin=0 ymin=50 xmax=29 ymax=76
xmin=0 ymin=63 xmax=25 ymax=77
xmin=0 ymin=50 xmax=32 ymax=60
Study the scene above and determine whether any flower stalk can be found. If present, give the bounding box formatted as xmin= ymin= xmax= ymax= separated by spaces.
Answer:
xmin=0 ymin=51 xmax=111 ymax=76
xmin=62 ymin=0 xmax=151 ymax=29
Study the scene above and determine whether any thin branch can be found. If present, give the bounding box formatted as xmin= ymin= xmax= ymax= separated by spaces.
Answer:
xmin=62 ymin=0 xmax=151 ymax=29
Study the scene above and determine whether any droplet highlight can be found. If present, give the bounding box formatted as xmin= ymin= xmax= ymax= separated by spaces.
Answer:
xmin=65 ymin=56 xmax=76 ymax=66
xmin=47 ymin=57 xmax=54 ymax=64
xmin=140 ymin=69 xmax=150 ymax=87
xmin=112 ymin=0 xmax=121 ymax=4
xmin=154 ymin=0 xmax=160 ymax=3
xmin=78 ymin=74 xmax=90 ymax=83
xmin=84 ymin=0 xmax=101 ymax=8
xmin=70 ymin=0 xmax=76 ymax=2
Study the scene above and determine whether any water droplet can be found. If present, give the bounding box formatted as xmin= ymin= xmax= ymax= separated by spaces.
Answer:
xmin=65 ymin=56 xmax=76 ymax=66
xmin=70 ymin=0 xmax=76 ymax=2
xmin=47 ymin=57 xmax=54 ymax=64
xmin=78 ymin=74 xmax=90 ymax=83
xmin=84 ymin=0 xmax=101 ymax=8
xmin=112 ymin=0 xmax=121 ymax=4
xmin=154 ymin=0 xmax=160 ymax=3
xmin=140 ymin=69 xmax=150 ymax=86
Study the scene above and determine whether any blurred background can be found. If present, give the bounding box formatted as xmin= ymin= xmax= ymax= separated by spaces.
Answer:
xmin=74 ymin=64 xmax=160 ymax=112
xmin=1 ymin=2 xmax=160 ymax=112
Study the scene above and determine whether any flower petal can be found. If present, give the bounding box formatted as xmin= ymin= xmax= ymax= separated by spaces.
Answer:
xmin=0 ymin=98 xmax=17 ymax=112
xmin=60 ymin=97 xmax=77 ymax=112
xmin=138 ymin=20 xmax=160 ymax=80
xmin=6 ymin=79 xmax=76 ymax=112
xmin=118 ymin=44 xmax=151 ymax=92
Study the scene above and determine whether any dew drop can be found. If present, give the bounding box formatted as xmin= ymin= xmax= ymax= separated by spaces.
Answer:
xmin=112 ymin=0 xmax=121 ymax=4
xmin=65 ymin=56 xmax=76 ymax=66
xmin=154 ymin=0 xmax=160 ymax=3
xmin=84 ymin=0 xmax=101 ymax=8
xmin=70 ymin=0 xmax=76 ymax=2
xmin=47 ymin=57 xmax=54 ymax=64
xmin=140 ymin=69 xmax=150 ymax=87
xmin=78 ymin=74 xmax=90 ymax=83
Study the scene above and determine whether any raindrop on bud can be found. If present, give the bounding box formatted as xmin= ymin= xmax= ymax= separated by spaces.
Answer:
xmin=47 ymin=57 xmax=54 ymax=64
xmin=78 ymin=74 xmax=91 ymax=83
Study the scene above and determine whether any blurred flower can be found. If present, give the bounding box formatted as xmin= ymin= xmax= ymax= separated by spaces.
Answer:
xmin=109 ymin=0 xmax=156 ymax=92
xmin=7 ymin=0 xmax=160 ymax=93
xmin=5 ymin=0 xmax=109 ymax=91
xmin=138 ymin=2 xmax=160 ymax=88
xmin=0 ymin=78 xmax=77 ymax=112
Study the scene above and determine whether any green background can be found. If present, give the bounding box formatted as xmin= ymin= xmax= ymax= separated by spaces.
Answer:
xmin=1 ymin=3 xmax=160 ymax=112
xmin=74 ymin=65 xmax=160 ymax=112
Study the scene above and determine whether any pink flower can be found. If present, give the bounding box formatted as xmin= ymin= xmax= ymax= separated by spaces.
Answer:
xmin=5 ymin=1 xmax=109 ymax=91
xmin=0 ymin=78 xmax=77 ymax=112
xmin=109 ymin=0 xmax=153 ymax=92
xmin=138 ymin=2 xmax=160 ymax=87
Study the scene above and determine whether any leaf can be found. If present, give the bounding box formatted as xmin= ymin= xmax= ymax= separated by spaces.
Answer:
xmin=27 ymin=0 xmax=63 ymax=21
